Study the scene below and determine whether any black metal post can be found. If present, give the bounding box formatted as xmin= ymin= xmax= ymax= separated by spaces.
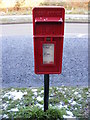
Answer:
xmin=44 ymin=74 xmax=49 ymax=112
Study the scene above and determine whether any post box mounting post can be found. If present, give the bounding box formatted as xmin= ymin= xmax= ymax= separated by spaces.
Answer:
xmin=44 ymin=74 xmax=49 ymax=112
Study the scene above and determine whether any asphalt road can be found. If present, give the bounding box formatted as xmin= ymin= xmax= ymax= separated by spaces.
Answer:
xmin=0 ymin=23 xmax=88 ymax=88
xmin=1 ymin=23 xmax=88 ymax=37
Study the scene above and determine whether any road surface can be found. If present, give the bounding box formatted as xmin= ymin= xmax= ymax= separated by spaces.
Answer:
xmin=0 ymin=23 xmax=88 ymax=88
xmin=0 ymin=23 xmax=88 ymax=37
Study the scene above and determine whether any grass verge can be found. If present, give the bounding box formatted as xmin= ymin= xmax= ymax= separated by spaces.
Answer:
xmin=1 ymin=87 xmax=89 ymax=119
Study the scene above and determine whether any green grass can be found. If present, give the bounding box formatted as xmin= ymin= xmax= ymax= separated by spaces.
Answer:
xmin=13 ymin=106 xmax=65 ymax=120
xmin=1 ymin=87 xmax=89 ymax=119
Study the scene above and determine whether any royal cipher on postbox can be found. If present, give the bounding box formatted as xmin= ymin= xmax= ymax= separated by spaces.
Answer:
xmin=33 ymin=7 xmax=65 ymax=74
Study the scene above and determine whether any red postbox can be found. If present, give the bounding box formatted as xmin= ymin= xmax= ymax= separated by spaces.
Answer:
xmin=33 ymin=7 xmax=65 ymax=74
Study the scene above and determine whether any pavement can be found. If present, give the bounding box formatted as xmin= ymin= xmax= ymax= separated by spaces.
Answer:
xmin=0 ymin=14 xmax=88 ymax=24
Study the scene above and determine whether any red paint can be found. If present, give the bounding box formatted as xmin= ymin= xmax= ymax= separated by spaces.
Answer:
xmin=33 ymin=7 xmax=65 ymax=74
